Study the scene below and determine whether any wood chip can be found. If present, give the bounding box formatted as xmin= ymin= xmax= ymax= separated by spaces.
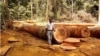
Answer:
xmin=8 ymin=37 xmax=19 ymax=42
xmin=60 ymin=43 xmax=77 ymax=50
xmin=63 ymin=38 xmax=80 ymax=43
xmin=0 ymin=45 xmax=11 ymax=56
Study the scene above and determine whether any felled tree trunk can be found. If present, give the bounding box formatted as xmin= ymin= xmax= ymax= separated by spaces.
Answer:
xmin=18 ymin=24 xmax=47 ymax=39
xmin=53 ymin=25 xmax=90 ymax=43
xmin=89 ymin=27 xmax=100 ymax=37
xmin=15 ymin=23 xmax=90 ymax=43
xmin=65 ymin=26 xmax=90 ymax=38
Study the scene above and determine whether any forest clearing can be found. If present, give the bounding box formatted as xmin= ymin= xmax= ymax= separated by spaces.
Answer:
xmin=1 ymin=21 xmax=100 ymax=56
xmin=1 ymin=0 xmax=100 ymax=56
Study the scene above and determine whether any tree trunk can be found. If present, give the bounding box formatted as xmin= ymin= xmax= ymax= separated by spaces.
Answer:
xmin=89 ymin=27 xmax=100 ymax=37
xmin=98 ymin=0 xmax=100 ymax=26
xmin=36 ymin=0 xmax=39 ymax=19
xmin=30 ymin=0 xmax=33 ymax=20
xmin=1 ymin=0 xmax=13 ymax=30
xmin=45 ymin=0 xmax=49 ymax=21
xmin=17 ymin=24 xmax=47 ymax=39
xmin=65 ymin=26 xmax=90 ymax=38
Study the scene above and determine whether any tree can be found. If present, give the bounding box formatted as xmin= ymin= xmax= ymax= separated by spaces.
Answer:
xmin=45 ymin=0 xmax=49 ymax=21
xmin=1 ymin=0 xmax=13 ymax=30
xmin=97 ymin=0 xmax=100 ymax=25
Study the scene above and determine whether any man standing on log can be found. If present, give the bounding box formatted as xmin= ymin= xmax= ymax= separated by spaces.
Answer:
xmin=46 ymin=17 xmax=54 ymax=45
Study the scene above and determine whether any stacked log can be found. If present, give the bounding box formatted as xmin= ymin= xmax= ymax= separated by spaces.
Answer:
xmin=89 ymin=27 xmax=100 ymax=37
xmin=18 ymin=24 xmax=90 ymax=42
xmin=65 ymin=26 xmax=90 ymax=38
xmin=54 ymin=24 xmax=90 ymax=38
xmin=14 ymin=22 xmax=91 ymax=43
xmin=14 ymin=23 xmax=91 ymax=50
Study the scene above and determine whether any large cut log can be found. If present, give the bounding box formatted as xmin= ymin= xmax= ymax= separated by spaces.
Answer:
xmin=89 ymin=27 xmax=100 ymax=37
xmin=20 ymin=24 xmax=47 ymax=39
xmin=14 ymin=22 xmax=90 ymax=43
xmin=53 ymin=27 xmax=70 ymax=43
xmin=13 ymin=21 xmax=35 ymax=29
xmin=13 ymin=21 xmax=47 ymax=39
xmin=54 ymin=25 xmax=90 ymax=38
xmin=65 ymin=26 xmax=90 ymax=38
xmin=20 ymin=24 xmax=71 ymax=42
xmin=17 ymin=23 xmax=71 ymax=43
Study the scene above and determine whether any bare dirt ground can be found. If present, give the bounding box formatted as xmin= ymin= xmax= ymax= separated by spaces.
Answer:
xmin=1 ymin=29 xmax=100 ymax=56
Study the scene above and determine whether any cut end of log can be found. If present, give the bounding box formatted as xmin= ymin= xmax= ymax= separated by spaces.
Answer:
xmin=53 ymin=27 xmax=69 ymax=43
xmin=81 ymin=27 xmax=90 ymax=38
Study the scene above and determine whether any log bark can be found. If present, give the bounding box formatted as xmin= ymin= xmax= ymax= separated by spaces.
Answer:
xmin=65 ymin=26 xmax=90 ymax=38
xmin=54 ymin=23 xmax=95 ymax=27
xmin=89 ymin=27 xmax=100 ymax=37
xmin=20 ymin=25 xmax=47 ymax=39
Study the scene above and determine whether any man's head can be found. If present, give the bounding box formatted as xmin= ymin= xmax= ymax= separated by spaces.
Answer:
xmin=49 ymin=17 xmax=53 ymax=23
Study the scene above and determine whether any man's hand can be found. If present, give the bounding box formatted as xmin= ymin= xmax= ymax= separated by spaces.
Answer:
xmin=46 ymin=28 xmax=47 ymax=31
xmin=53 ymin=28 xmax=55 ymax=32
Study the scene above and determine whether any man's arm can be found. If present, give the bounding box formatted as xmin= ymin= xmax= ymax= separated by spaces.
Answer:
xmin=45 ymin=23 xmax=48 ymax=31
xmin=52 ymin=23 xmax=55 ymax=31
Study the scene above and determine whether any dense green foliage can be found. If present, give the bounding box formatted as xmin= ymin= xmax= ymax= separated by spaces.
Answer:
xmin=0 ymin=0 xmax=99 ymax=30
xmin=0 ymin=0 xmax=99 ymax=29
xmin=0 ymin=0 xmax=99 ymax=22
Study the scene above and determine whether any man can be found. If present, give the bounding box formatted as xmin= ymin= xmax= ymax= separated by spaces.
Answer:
xmin=46 ymin=17 xmax=54 ymax=45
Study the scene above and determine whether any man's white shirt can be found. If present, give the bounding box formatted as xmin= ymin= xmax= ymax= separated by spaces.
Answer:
xmin=46 ymin=22 xmax=54 ymax=30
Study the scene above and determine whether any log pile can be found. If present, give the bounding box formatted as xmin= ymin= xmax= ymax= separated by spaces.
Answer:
xmin=54 ymin=25 xmax=90 ymax=38
xmin=13 ymin=21 xmax=100 ymax=50
xmin=13 ymin=22 xmax=94 ymax=50
xmin=14 ymin=23 xmax=91 ymax=41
